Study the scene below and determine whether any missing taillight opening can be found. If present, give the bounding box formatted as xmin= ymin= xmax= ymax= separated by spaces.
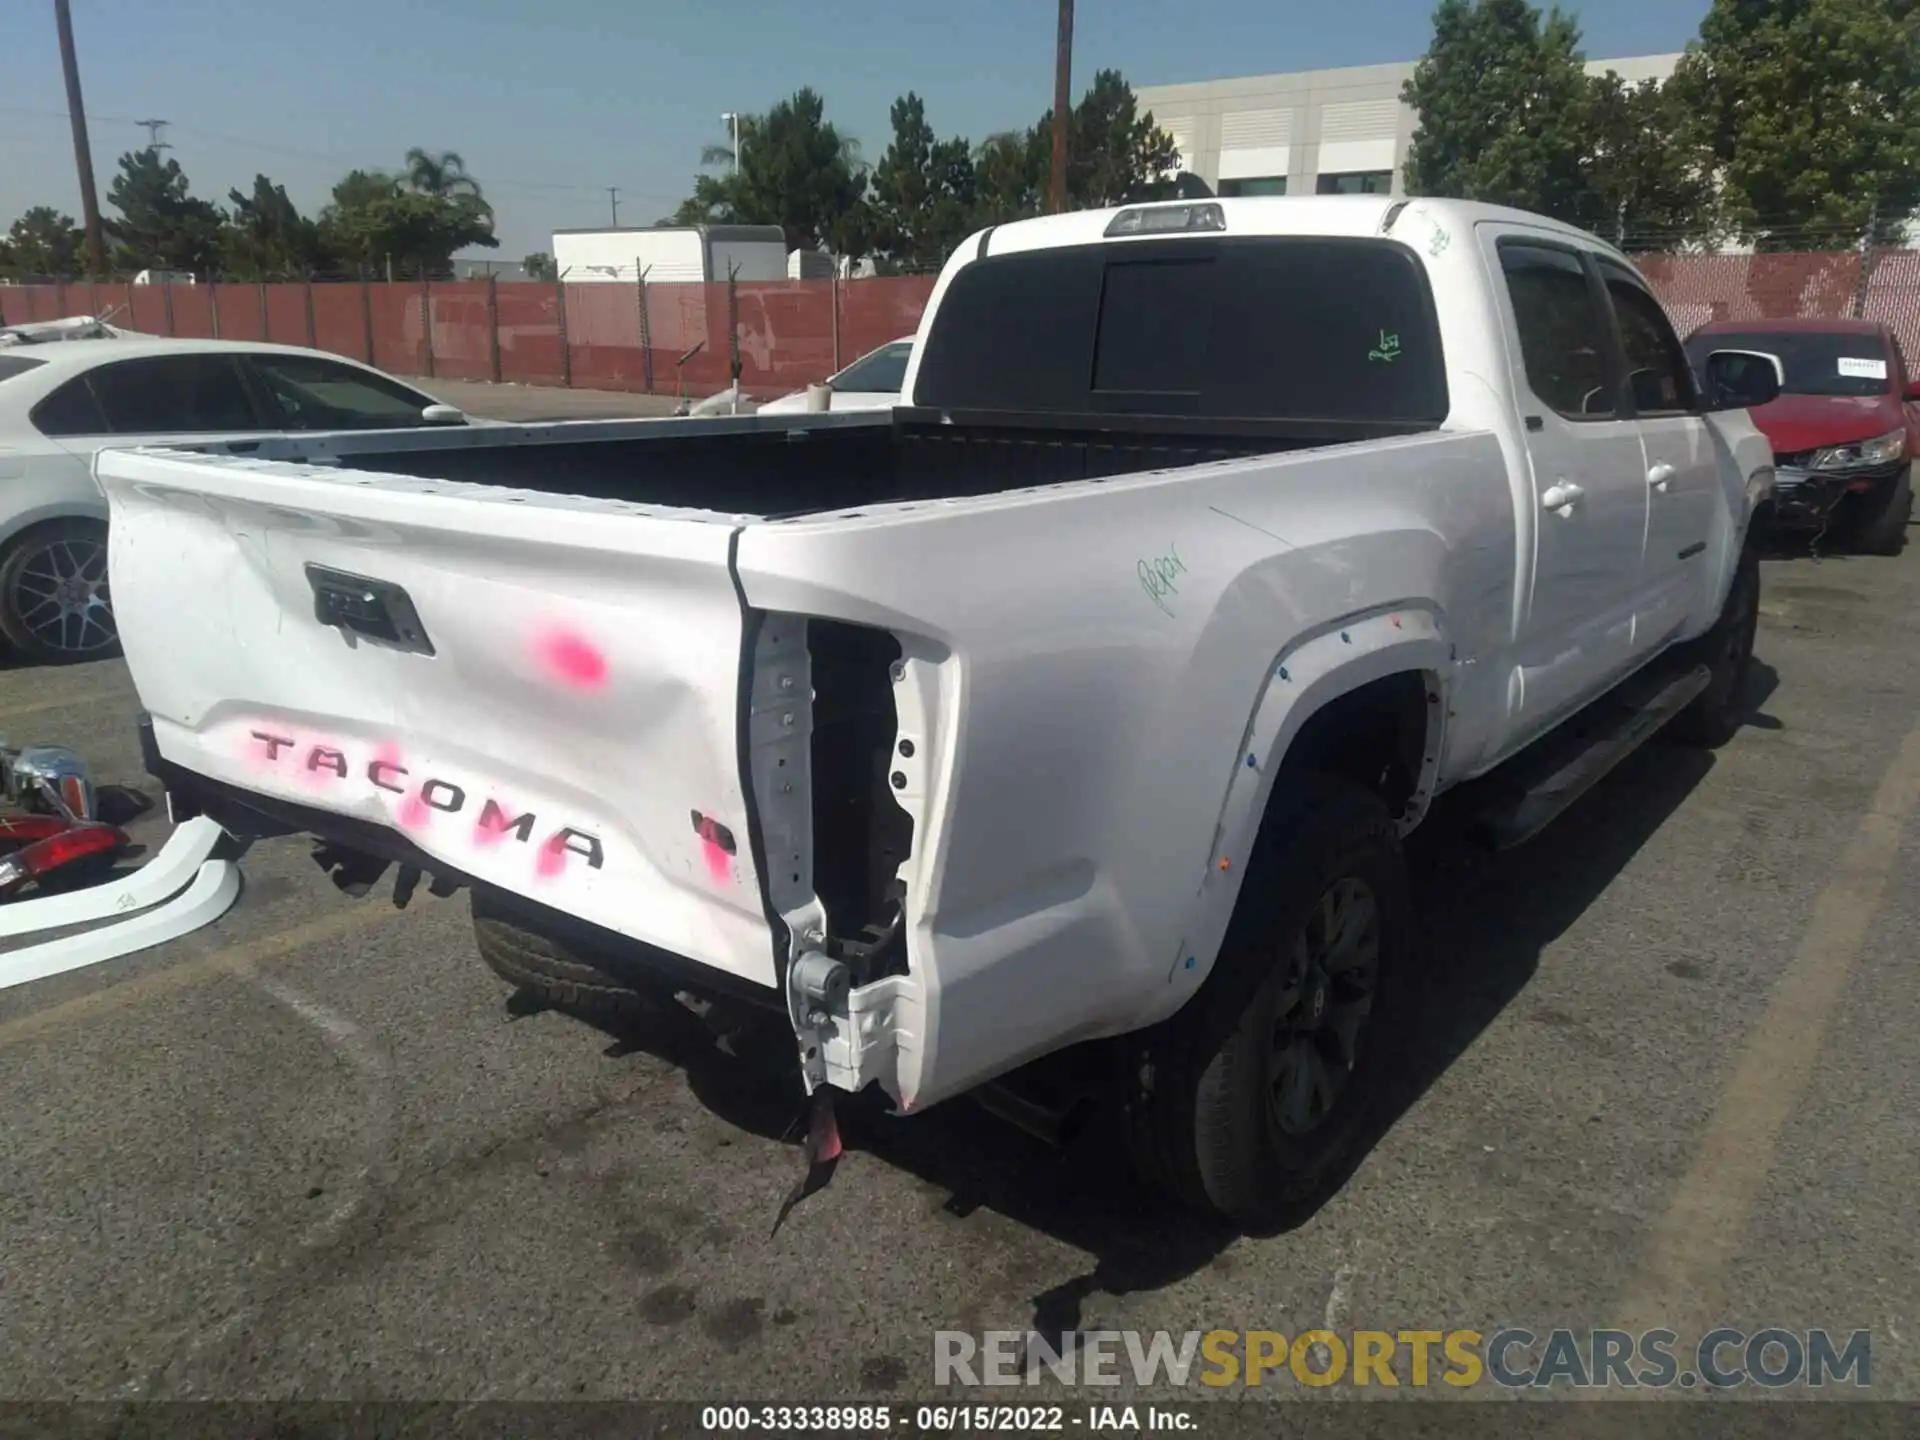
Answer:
xmin=807 ymin=619 xmax=915 ymax=982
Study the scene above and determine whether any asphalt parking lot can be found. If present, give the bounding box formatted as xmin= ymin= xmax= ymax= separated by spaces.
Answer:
xmin=1 ymin=430 xmax=1916 ymax=1407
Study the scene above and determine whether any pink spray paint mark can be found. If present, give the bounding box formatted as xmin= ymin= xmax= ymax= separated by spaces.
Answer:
xmin=536 ymin=629 xmax=608 ymax=690
xmin=535 ymin=832 xmax=569 ymax=879
xmin=702 ymin=837 xmax=733 ymax=884
xmin=472 ymin=800 xmax=510 ymax=849
xmin=373 ymin=741 xmax=431 ymax=831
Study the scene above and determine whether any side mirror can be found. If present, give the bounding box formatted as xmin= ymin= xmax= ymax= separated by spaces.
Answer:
xmin=1702 ymin=349 xmax=1783 ymax=411
xmin=420 ymin=403 xmax=466 ymax=425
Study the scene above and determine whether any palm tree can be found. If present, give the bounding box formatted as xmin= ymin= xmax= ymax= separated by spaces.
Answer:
xmin=404 ymin=148 xmax=483 ymax=201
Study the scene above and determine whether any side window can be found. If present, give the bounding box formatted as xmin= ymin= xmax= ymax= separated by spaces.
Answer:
xmin=1599 ymin=262 xmax=1696 ymax=415
xmin=246 ymin=353 xmax=437 ymax=430
xmin=85 ymin=355 xmax=265 ymax=433
xmin=30 ymin=376 xmax=111 ymax=437
xmin=1498 ymin=243 xmax=1616 ymax=419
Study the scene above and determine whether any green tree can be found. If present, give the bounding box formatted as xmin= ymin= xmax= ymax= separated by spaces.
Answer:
xmin=221 ymin=174 xmax=331 ymax=279
xmin=1572 ymin=74 xmax=1719 ymax=248
xmin=1670 ymin=0 xmax=1920 ymax=251
xmin=1061 ymin=69 xmax=1182 ymax=208
xmin=1401 ymin=0 xmax=1594 ymax=221
xmin=968 ymin=71 xmax=1178 ymax=227
xmin=319 ymin=163 xmax=498 ymax=279
xmin=523 ymin=250 xmax=554 ymax=280
xmin=867 ymin=93 xmax=978 ymax=272
xmin=972 ymin=129 xmax=1048 ymax=224
xmin=404 ymin=147 xmax=485 ymax=201
xmin=3 ymin=206 xmax=85 ymax=278
xmin=672 ymin=88 xmax=871 ymax=256
xmin=106 ymin=148 xmax=226 ymax=276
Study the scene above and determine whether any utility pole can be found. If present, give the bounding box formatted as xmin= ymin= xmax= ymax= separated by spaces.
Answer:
xmin=722 ymin=112 xmax=740 ymax=176
xmin=134 ymin=118 xmax=171 ymax=152
xmin=53 ymin=0 xmax=106 ymax=276
xmin=1049 ymin=0 xmax=1074 ymax=214
xmin=1850 ymin=196 xmax=1880 ymax=319
xmin=607 ymin=187 xmax=621 ymax=225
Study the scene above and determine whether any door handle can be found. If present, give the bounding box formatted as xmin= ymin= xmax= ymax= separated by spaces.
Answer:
xmin=1647 ymin=463 xmax=1677 ymax=492
xmin=1541 ymin=482 xmax=1585 ymax=512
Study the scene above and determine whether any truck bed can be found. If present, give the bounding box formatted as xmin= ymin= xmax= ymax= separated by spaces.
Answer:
xmin=248 ymin=407 xmax=1436 ymax=518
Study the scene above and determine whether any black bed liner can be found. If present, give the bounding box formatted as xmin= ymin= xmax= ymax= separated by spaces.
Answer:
xmin=262 ymin=408 xmax=1435 ymax=519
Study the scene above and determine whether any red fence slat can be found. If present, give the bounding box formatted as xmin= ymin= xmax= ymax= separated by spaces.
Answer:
xmin=838 ymin=275 xmax=937 ymax=370
xmin=367 ymin=285 xmax=425 ymax=377
xmin=494 ymin=282 xmax=565 ymax=387
xmin=426 ymin=282 xmax=493 ymax=382
xmin=168 ymin=285 xmax=216 ymax=339
xmin=311 ymin=284 xmax=369 ymax=362
xmin=565 ymin=281 xmax=648 ymax=392
xmin=127 ymin=285 xmax=170 ymax=334
xmin=265 ymin=284 xmax=311 ymax=347
xmin=212 ymin=282 xmax=268 ymax=342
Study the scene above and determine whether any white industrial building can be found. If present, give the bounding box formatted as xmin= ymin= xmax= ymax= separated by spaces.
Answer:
xmin=1137 ymin=53 xmax=1680 ymax=200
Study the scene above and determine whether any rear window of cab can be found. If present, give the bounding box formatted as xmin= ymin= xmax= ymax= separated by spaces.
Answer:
xmin=911 ymin=235 xmax=1448 ymax=428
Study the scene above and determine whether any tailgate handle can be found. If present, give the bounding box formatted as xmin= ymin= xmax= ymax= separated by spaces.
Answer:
xmin=304 ymin=565 xmax=436 ymax=656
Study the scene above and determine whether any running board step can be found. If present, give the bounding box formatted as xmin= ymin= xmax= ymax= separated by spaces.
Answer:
xmin=1472 ymin=664 xmax=1712 ymax=851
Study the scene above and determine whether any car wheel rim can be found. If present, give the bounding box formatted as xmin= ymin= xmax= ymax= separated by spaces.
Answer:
xmin=9 ymin=536 xmax=116 ymax=657
xmin=1267 ymin=876 xmax=1381 ymax=1138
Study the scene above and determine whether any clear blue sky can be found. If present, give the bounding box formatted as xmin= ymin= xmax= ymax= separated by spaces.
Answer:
xmin=5 ymin=0 xmax=1712 ymax=261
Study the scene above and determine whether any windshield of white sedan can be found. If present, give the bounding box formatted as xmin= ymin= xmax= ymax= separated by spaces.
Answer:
xmin=830 ymin=342 xmax=911 ymax=393
xmin=1685 ymin=331 xmax=1892 ymax=398
xmin=249 ymin=353 xmax=440 ymax=430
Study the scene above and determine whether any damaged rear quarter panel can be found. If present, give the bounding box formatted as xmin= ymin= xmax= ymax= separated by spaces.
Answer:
xmin=734 ymin=429 xmax=1513 ymax=1109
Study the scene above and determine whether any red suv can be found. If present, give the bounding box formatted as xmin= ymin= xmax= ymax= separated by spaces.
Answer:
xmin=1684 ymin=318 xmax=1916 ymax=553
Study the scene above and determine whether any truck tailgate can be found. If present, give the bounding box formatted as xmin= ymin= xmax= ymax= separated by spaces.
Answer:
xmin=100 ymin=448 xmax=781 ymax=989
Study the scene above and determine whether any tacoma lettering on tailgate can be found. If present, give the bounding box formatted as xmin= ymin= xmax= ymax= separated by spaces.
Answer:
xmin=249 ymin=730 xmax=606 ymax=871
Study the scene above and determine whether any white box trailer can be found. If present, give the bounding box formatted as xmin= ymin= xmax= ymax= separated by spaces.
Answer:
xmin=551 ymin=225 xmax=789 ymax=284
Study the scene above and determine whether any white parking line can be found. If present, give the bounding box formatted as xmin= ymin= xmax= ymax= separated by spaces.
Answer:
xmin=1621 ymin=718 xmax=1920 ymax=1333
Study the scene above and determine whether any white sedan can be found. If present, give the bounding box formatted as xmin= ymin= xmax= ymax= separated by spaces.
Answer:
xmin=756 ymin=336 xmax=914 ymax=415
xmin=0 ymin=330 xmax=476 ymax=665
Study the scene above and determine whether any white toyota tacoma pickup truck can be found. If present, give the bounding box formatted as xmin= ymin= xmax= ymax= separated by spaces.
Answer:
xmin=99 ymin=197 xmax=1781 ymax=1230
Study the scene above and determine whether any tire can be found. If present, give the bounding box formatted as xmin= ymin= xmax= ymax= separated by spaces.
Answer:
xmin=470 ymin=886 xmax=669 ymax=1021
xmin=1121 ymin=773 xmax=1414 ymax=1233
xmin=0 ymin=518 xmax=120 ymax=665
xmin=1669 ymin=545 xmax=1760 ymax=750
xmin=1846 ymin=466 xmax=1912 ymax=556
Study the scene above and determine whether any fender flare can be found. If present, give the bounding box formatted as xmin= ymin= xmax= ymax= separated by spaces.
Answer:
xmin=1151 ymin=602 xmax=1453 ymax=1017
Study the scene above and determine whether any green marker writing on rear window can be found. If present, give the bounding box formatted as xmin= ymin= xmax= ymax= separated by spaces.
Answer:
xmin=1369 ymin=331 xmax=1402 ymax=363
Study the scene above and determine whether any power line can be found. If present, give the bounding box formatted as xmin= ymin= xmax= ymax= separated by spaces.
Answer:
xmin=133 ymin=117 xmax=170 ymax=150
